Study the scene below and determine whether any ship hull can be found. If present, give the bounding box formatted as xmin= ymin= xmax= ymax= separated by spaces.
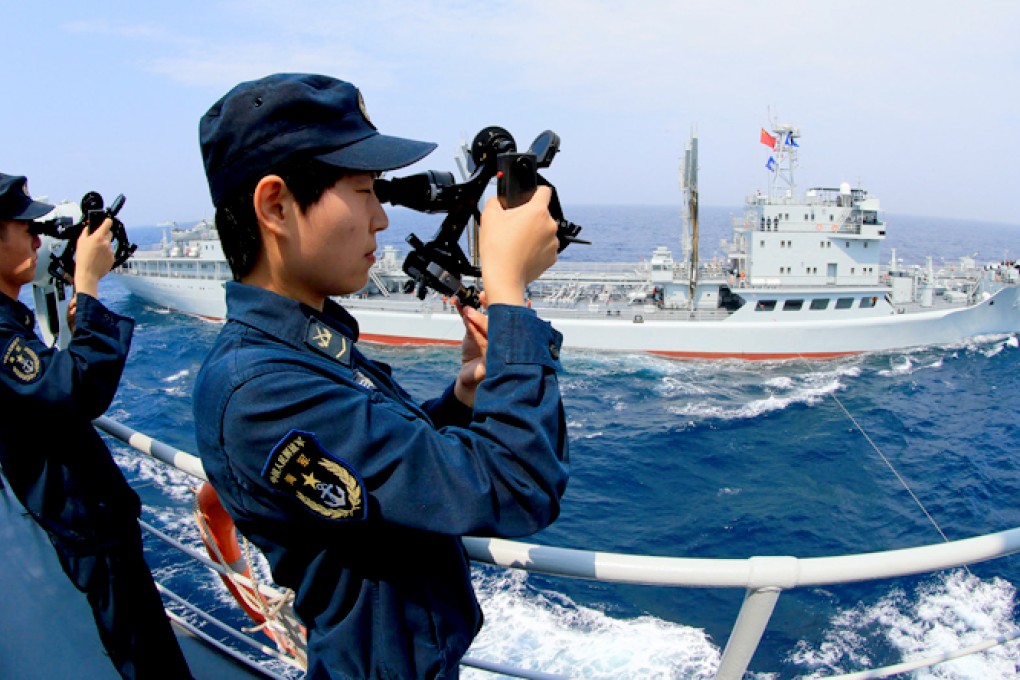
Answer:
xmin=114 ymin=274 xmax=228 ymax=321
xmin=114 ymin=273 xmax=1019 ymax=359
xmin=351 ymin=286 xmax=1020 ymax=359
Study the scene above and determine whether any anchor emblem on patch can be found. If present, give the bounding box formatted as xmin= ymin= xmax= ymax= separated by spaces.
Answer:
xmin=262 ymin=430 xmax=366 ymax=521
xmin=2 ymin=336 xmax=41 ymax=383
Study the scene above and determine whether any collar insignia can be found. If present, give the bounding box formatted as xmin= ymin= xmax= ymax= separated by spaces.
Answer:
xmin=305 ymin=317 xmax=352 ymax=366
xmin=262 ymin=430 xmax=366 ymax=521
xmin=2 ymin=336 xmax=41 ymax=384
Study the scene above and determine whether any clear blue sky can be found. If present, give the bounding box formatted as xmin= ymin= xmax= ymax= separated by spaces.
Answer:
xmin=4 ymin=1 xmax=1019 ymax=226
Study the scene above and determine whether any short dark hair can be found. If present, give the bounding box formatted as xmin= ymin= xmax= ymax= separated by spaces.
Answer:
xmin=214 ymin=159 xmax=349 ymax=280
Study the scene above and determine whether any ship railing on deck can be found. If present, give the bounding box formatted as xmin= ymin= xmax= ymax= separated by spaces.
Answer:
xmin=95 ymin=415 xmax=1020 ymax=680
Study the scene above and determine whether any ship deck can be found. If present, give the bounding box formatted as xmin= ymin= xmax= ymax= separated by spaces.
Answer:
xmin=0 ymin=477 xmax=271 ymax=679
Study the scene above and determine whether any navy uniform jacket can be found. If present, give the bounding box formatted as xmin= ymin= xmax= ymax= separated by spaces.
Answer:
xmin=194 ymin=282 xmax=569 ymax=679
xmin=0 ymin=292 xmax=140 ymax=545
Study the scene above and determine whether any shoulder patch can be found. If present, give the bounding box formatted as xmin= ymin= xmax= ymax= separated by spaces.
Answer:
xmin=261 ymin=430 xmax=366 ymax=521
xmin=305 ymin=318 xmax=352 ymax=366
xmin=2 ymin=336 xmax=41 ymax=384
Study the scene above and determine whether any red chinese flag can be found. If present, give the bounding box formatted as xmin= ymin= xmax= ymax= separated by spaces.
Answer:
xmin=760 ymin=128 xmax=777 ymax=149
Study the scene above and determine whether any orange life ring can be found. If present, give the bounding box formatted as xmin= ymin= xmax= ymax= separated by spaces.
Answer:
xmin=815 ymin=224 xmax=823 ymax=232
xmin=195 ymin=483 xmax=306 ymax=657
xmin=196 ymin=483 xmax=266 ymax=621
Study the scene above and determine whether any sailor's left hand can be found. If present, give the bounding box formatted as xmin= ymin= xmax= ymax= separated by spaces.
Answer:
xmin=453 ymin=293 xmax=488 ymax=407
xmin=66 ymin=296 xmax=77 ymax=335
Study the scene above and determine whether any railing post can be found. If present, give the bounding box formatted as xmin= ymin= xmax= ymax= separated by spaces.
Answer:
xmin=713 ymin=587 xmax=782 ymax=680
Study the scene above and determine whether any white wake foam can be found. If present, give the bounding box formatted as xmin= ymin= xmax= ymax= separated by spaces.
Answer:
xmin=790 ymin=571 xmax=1020 ymax=678
xmin=465 ymin=570 xmax=722 ymax=679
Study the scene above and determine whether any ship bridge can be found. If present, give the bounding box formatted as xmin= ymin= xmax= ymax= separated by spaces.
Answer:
xmin=734 ymin=180 xmax=887 ymax=289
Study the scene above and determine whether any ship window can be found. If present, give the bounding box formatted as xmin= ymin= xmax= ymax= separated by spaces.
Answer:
xmin=827 ymin=242 xmax=832 ymax=248
xmin=851 ymin=268 xmax=855 ymax=274
xmin=785 ymin=213 xmax=790 ymax=220
xmin=810 ymin=298 xmax=830 ymax=310
xmin=835 ymin=298 xmax=855 ymax=309
xmin=756 ymin=300 xmax=777 ymax=311
xmin=783 ymin=299 xmax=804 ymax=311
xmin=861 ymin=296 xmax=877 ymax=308
xmin=760 ymin=240 xmax=765 ymax=247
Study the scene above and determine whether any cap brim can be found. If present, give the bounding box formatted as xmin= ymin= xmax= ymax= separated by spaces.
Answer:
xmin=315 ymin=133 xmax=437 ymax=172
xmin=9 ymin=199 xmax=55 ymax=221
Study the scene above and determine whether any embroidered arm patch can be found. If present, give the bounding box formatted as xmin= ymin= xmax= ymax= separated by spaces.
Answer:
xmin=2 ymin=336 xmax=41 ymax=384
xmin=261 ymin=430 xmax=367 ymax=521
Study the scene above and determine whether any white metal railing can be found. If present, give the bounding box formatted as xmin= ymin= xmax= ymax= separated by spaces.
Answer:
xmin=94 ymin=415 xmax=1020 ymax=679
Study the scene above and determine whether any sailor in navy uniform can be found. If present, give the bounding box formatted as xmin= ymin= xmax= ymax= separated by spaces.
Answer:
xmin=194 ymin=74 xmax=570 ymax=678
xmin=0 ymin=173 xmax=191 ymax=679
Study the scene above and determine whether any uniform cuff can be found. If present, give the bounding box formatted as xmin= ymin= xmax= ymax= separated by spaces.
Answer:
xmin=75 ymin=292 xmax=133 ymax=333
xmin=486 ymin=304 xmax=563 ymax=370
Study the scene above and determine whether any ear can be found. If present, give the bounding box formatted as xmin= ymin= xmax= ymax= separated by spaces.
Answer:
xmin=253 ymin=175 xmax=292 ymax=238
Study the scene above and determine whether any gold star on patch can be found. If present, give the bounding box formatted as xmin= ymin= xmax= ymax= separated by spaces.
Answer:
xmin=302 ymin=472 xmax=320 ymax=487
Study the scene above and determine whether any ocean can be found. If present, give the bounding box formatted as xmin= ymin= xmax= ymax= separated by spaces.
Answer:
xmin=80 ymin=204 xmax=1020 ymax=678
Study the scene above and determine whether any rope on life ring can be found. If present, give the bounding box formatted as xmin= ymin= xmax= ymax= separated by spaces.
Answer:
xmin=194 ymin=483 xmax=308 ymax=668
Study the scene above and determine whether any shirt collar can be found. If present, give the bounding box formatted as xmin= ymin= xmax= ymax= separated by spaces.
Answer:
xmin=224 ymin=281 xmax=360 ymax=348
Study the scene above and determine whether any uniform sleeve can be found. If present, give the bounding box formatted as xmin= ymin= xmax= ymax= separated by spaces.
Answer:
xmin=0 ymin=293 xmax=133 ymax=419
xmin=420 ymin=383 xmax=473 ymax=429
xmin=220 ymin=305 xmax=568 ymax=539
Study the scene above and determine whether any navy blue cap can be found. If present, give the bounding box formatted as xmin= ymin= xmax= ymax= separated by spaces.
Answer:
xmin=200 ymin=73 xmax=437 ymax=206
xmin=0 ymin=174 xmax=55 ymax=221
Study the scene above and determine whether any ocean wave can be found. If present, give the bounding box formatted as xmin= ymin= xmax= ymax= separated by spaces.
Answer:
xmin=466 ymin=569 xmax=722 ymax=679
xmin=563 ymin=349 xmax=868 ymax=428
xmin=163 ymin=368 xmax=190 ymax=383
xmin=789 ymin=570 xmax=1020 ymax=678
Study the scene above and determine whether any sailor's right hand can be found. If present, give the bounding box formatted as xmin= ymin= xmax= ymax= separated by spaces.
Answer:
xmin=73 ymin=217 xmax=116 ymax=298
xmin=479 ymin=185 xmax=558 ymax=306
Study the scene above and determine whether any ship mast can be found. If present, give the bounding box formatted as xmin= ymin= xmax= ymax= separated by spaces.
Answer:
xmin=681 ymin=132 xmax=699 ymax=303
xmin=766 ymin=117 xmax=800 ymax=201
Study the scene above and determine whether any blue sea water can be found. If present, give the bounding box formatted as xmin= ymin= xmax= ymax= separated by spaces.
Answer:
xmin=87 ymin=205 xmax=1020 ymax=678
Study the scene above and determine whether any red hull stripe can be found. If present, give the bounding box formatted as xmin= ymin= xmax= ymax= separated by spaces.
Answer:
xmin=361 ymin=333 xmax=860 ymax=359
xmin=359 ymin=333 xmax=462 ymax=347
